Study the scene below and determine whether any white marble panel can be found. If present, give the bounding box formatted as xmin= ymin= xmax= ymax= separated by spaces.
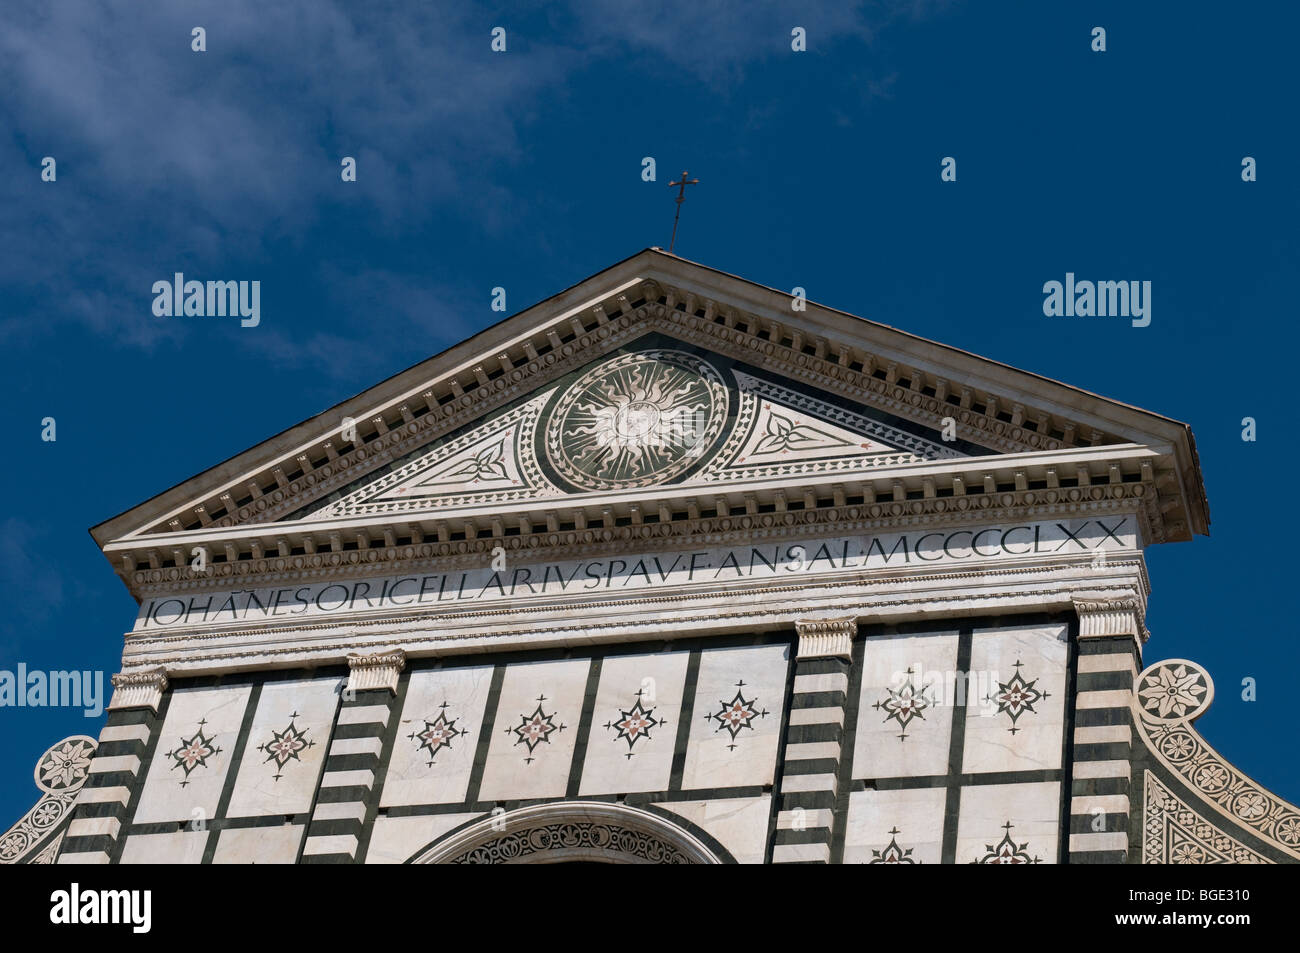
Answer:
xmin=852 ymin=631 xmax=960 ymax=779
xmin=119 ymin=830 xmax=209 ymax=864
xmin=365 ymin=812 xmax=484 ymax=864
xmin=579 ymin=651 xmax=690 ymax=796
xmin=132 ymin=684 xmax=252 ymax=824
xmin=225 ymin=677 xmax=343 ymax=818
xmin=955 ymin=781 xmax=1060 ymax=864
xmin=212 ymin=824 xmax=304 ymax=863
xmin=843 ymin=787 xmax=946 ymax=864
xmin=654 ymin=796 xmax=771 ymax=864
xmin=382 ymin=665 xmax=494 ymax=807
xmin=961 ymin=623 xmax=1068 ymax=774
xmin=681 ymin=643 xmax=789 ymax=791
xmin=477 ymin=658 xmax=590 ymax=802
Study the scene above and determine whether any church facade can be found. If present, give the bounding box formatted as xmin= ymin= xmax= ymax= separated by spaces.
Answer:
xmin=5 ymin=249 xmax=1296 ymax=864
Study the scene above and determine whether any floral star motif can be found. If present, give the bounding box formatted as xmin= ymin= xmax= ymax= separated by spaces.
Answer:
xmin=874 ymin=668 xmax=934 ymax=741
xmin=987 ymin=660 xmax=1048 ymax=734
xmin=39 ymin=739 xmax=94 ymax=790
xmin=1139 ymin=663 xmax=1207 ymax=719
xmin=410 ymin=706 xmax=462 ymax=766
xmin=258 ymin=716 xmax=314 ymax=780
xmin=975 ymin=822 xmax=1041 ymax=864
xmin=170 ymin=721 xmax=221 ymax=786
xmin=869 ymin=827 xmax=919 ymax=864
xmin=508 ymin=696 xmax=566 ymax=762
xmin=710 ymin=682 xmax=767 ymax=749
xmin=606 ymin=692 xmax=661 ymax=758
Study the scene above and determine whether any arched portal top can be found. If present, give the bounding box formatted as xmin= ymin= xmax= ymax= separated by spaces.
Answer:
xmin=408 ymin=801 xmax=730 ymax=865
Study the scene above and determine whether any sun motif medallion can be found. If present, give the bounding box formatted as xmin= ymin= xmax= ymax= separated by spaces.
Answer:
xmin=545 ymin=350 xmax=729 ymax=490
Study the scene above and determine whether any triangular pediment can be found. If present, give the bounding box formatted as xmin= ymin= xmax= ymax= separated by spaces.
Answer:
xmin=91 ymin=247 xmax=1208 ymax=576
xmin=307 ymin=342 xmax=966 ymax=521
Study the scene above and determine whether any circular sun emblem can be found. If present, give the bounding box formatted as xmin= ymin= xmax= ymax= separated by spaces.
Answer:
xmin=546 ymin=350 xmax=728 ymax=489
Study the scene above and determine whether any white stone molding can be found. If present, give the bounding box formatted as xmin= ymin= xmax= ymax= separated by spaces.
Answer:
xmin=409 ymin=801 xmax=724 ymax=864
xmin=794 ymin=619 xmax=856 ymax=659
xmin=345 ymin=649 xmax=406 ymax=694
xmin=1073 ymin=595 xmax=1149 ymax=643
xmin=107 ymin=666 xmax=169 ymax=712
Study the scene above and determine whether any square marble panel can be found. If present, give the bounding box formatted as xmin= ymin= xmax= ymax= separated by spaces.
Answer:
xmin=579 ymin=651 xmax=690 ymax=796
xmin=680 ymin=643 xmax=789 ymax=792
xmin=961 ymin=623 xmax=1068 ymax=774
xmin=382 ymin=665 xmax=494 ymax=807
xmin=119 ymin=830 xmax=209 ymax=864
xmin=843 ymin=787 xmax=947 ymax=864
xmin=132 ymin=684 xmax=252 ymax=824
xmin=955 ymin=780 xmax=1061 ymax=864
xmin=225 ymin=676 xmax=343 ymax=818
xmin=852 ymin=631 xmax=960 ymax=780
xmin=212 ymin=824 xmax=304 ymax=863
xmin=476 ymin=658 xmax=590 ymax=802
xmin=654 ymin=796 xmax=771 ymax=864
xmin=365 ymin=812 xmax=484 ymax=864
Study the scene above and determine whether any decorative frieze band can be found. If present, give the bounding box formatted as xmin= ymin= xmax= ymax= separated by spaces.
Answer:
xmin=345 ymin=649 xmax=406 ymax=694
xmin=794 ymin=619 xmax=856 ymax=660
xmin=107 ymin=667 xmax=169 ymax=712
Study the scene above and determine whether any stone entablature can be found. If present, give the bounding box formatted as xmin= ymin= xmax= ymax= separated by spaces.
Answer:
xmin=113 ymin=527 xmax=1149 ymax=677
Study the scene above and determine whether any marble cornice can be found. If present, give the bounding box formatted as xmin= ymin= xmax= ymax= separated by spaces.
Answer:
xmin=122 ymin=481 xmax=1159 ymax=600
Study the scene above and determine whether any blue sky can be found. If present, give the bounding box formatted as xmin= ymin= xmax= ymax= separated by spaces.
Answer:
xmin=1 ymin=0 xmax=1296 ymax=826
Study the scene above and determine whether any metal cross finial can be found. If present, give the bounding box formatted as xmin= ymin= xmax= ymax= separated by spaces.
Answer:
xmin=668 ymin=170 xmax=699 ymax=253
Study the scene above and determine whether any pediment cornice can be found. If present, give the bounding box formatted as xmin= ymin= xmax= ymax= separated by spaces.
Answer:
xmin=110 ymin=443 xmax=1164 ymax=603
xmin=93 ymin=250 xmax=1208 ymax=586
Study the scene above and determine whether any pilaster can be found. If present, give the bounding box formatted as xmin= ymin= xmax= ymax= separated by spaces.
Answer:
xmin=771 ymin=619 xmax=855 ymax=864
xmin=1067 ymin=597 xmax=1143 ymax=863
xmin=58 ymin=701 xmax=162 ymax=864
xmin=301 ymin=649 xmax=405 ymax=863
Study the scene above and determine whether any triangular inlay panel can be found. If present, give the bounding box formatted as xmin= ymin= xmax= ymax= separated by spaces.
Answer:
xmin=318 ymin=393 xmax=559 ymax=518
xmin=686 ymin=371 xmax=960 ymax=485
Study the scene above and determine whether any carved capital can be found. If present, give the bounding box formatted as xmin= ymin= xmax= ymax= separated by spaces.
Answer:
xmin=107 ymin=666 xmax=169 ymax=712
xmin=1072 ymin=596 xmax=1149 ymax=643
xmin=794 ymin=619 xmax=856 ymax=660
xmin=346 ymin=649 xmax=406 ymax=693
